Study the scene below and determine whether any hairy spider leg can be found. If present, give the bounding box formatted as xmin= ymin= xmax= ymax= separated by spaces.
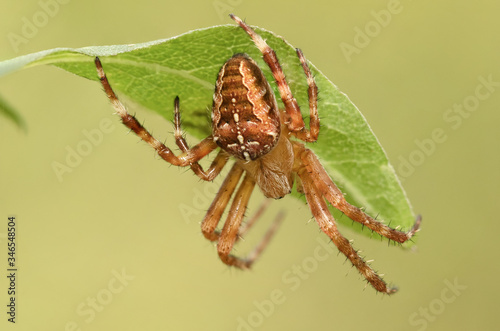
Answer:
xmin=244 ymin=209 xmax=285 ymax=267
xmin=217 ymin=172 xmax=277 ymax=269
xmin=94 ymin=57 xmax=219 ymax=178
xmin=201 ymin=164 xmax=283 ymax=268
xmin=234 ymin=194 xmax=284 ymax=250
xmin=230 ymin=14 xmax=319 ymax=142
xmin=172 ymin=96 xmax=229 ymax=181
xmin=202 ymin=164 xmax=245 ymax=242
xmin=217 ymin=172 xmax=256 ymax=268
xmin=298 ymin=167 xmax=397 ymax=294
xmin=293 ymin=48 xmax=319 ymax=141
xmin=238 ymin=198 xmax=271 ymax=237
xmin=300 ymin=147 xmax=422 ymax=243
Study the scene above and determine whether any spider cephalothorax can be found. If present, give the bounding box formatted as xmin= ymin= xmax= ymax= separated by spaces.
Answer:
xmin=94 ymin=14 xmax=421 ymax=294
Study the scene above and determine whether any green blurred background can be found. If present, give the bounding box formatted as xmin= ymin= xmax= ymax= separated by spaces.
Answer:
xmin=1 ymin=0 xmax=499 ymax=330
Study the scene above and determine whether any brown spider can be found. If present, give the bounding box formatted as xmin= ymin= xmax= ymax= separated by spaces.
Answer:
xmin=94 ymin=14 xmax=421 ymax=294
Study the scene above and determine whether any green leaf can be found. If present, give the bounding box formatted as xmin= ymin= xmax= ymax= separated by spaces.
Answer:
xmin=0 ymin=24 xmax=417 ymax=244
xmin=0 ymin=92 xmax=26 ymax=131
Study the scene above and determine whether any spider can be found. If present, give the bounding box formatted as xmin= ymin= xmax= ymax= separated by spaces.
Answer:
xmin=94 ymin=14 xmax=421 ymax=294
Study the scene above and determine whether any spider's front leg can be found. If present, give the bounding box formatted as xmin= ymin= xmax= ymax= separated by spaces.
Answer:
xmin=217 ymin=172 xmax=257 ymax=268
xmin=171 ymin=96 xmax=230 ymax=180
xmin=230 ymin=14 xmax=319 ymax=142
xmin=201 ymin=164 xmax=245 ymax=242
xmin=201 ymin=164 xmax=283 ymax=269
xmin=94 ymin=57 xmax=224 ymax=181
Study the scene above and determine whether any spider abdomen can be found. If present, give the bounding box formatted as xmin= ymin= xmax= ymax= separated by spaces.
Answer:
xmin=212 ymin=53 xmax=280 ymax=161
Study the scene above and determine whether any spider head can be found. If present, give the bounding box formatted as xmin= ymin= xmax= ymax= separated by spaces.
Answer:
xmin=212 ymin=53 xmax=281 ymax=161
